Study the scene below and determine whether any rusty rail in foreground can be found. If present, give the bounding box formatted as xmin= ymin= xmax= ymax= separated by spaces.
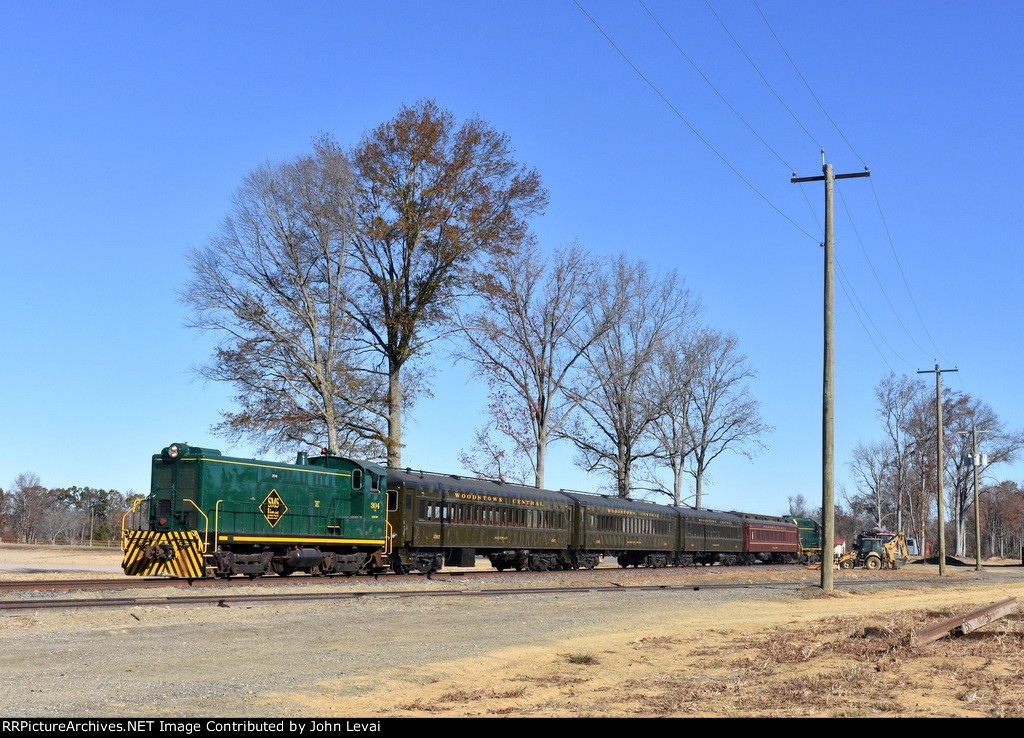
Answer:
xmin=912 ymin=597 xmax=1018 ymax=646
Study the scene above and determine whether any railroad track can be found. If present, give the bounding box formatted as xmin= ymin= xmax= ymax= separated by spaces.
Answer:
xmin=0 ymin=562 xmax=845 ymax=595
xmin=0 ymin=573 xmax=970 ymax=613
xmin=0 ymin=569 xmax=545 ymax=594
xmin=0 ymin=562 xmax=764 ymax=593
xmin=0 ymin=560 xmax=954 ymax=594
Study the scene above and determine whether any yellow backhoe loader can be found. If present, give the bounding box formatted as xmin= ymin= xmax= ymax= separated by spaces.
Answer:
xmin=836 ymin=530 xmax=909 ymax=570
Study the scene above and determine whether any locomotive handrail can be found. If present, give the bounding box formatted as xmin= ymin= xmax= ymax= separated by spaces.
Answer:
xmin=215 ymin=500 xmax=223 ymax=551
xmin=184 ymin=499 xmax=209 ymax=553
xmin=120 ymin=497 xmax=148 ymax=552
xmin=211 ymin=497 xmax=222 ymax=548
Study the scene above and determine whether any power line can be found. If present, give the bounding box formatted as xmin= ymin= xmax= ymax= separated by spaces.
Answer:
xmin=572 ymin=0 xmax=819 ymax=243
xmin=751 ymin=0 xmax=866 ymax=166
xmin=637 ymin=0 xmax=794 ymax=172
xmin=582 ymin=0 xmax=949 ymax=381
xmin=835 ymin=256 xmax=912 ymax=370
xmin=834 ymin=260 xmax=897 ymax=373
xmin=704 ymin=0 xmax=822 ymax=152
xmin=798 ymin=170 xmax=911 ymax=372
xmin=834 ymin=182 xmax=932 ymax=361
xmin=868 ymin=177 xmax=948 ymax=363
xmin=739 ymin=0 xmax=948 ymax=369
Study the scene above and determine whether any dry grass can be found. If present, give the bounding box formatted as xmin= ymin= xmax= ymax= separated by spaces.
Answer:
xmin=388 ymin=604 xmax=1024 ymax=718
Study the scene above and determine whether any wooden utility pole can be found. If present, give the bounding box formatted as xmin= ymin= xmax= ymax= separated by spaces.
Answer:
xmin=972 ymin=426 xmax=984 ymax=572
xmin=791 ymin=152 xmax=869 ymax=592
xmin=918 ymin=363 xmax=957 ymax=576
xmin=959 ymin=425 xmax=989 ymax=572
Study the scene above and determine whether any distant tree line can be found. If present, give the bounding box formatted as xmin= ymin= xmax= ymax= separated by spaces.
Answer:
xmin=180 ymin=99 xmax=772 ymax=504
xmin=789 ymin=372 xmax=1024 ymax=560
xmin=0 ymin=472 xmax=141 ymax=544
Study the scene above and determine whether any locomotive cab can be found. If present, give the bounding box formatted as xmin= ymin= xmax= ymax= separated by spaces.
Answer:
xmin=149 ymin=443 xmax=211 ymax=533
xmin=121 ymin=443 xmax=212 ymax=578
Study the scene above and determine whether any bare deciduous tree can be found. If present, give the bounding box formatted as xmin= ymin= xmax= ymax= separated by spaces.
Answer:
xmin=686 ymin=328 xmax=771 ymax=509
xmin=183 ymin=136 xmax=374 ymax=456
xmin=943 ymin=395 xmax=1024 ymax=556
xmin=846 ymin=440 xmax=894 ymax=528
xmin=638 ymin=337 xmax=701 ymax=506
xmin=980 ymin=480 xmax=1023 ymax=558
xmin=452 ymin=239 xmax=607 ymax=488
xmin=457 ymin=425 xmax=532 ymax=485
xmin=875 ymin=372 xmax=927 ymax=536
xmin=563 ymin=256 xmax=698 ymax=497
xmin=8 ymin=472 xmax=47 ymax=543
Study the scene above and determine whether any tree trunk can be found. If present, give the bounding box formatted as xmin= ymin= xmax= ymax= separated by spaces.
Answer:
xmin=535 ymin=431 xmax=547 ymax=489
xmin=673 ymin=465 xmax=685 ymax=507
xmin=388 ymin=363 xmax=403 ymax=468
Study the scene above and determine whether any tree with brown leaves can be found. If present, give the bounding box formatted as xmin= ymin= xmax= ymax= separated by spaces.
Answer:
xmin=347 ymin=100 xmax=547 ymax=466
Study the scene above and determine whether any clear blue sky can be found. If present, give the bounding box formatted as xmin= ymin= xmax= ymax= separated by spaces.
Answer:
xmin=2 ymin=1 xmax=1021 ymax=517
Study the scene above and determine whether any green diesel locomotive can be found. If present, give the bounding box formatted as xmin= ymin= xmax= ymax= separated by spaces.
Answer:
xmin=121 ymin=443 xmax=388 ymax=578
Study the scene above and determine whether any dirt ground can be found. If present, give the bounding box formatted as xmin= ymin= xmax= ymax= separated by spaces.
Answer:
xmin=3 ymin=545 xmax=1024 ymax=718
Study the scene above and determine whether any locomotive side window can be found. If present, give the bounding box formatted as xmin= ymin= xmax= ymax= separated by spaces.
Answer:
xmin=352 ymin=469 xmax=363 ymax=490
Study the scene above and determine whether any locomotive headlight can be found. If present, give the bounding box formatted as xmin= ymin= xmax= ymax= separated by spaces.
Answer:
xmin=168 ymin=444 xmax=180 ymax=459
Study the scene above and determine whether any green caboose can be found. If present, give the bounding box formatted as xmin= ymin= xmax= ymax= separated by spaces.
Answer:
xmin=122 ymin=443 xmax=388 ymax=578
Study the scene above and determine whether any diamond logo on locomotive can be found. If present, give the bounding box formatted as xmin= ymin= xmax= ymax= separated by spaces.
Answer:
xmin=260 ymin=489 xmax=287 ymax=527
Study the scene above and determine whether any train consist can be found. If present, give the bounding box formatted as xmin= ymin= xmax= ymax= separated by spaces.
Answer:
xmin=121 ymin=443 xmax=822 ymax=579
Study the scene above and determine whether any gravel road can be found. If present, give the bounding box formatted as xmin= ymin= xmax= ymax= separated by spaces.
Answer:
xmin=3 ymin=546 xmax=1022 ymax=718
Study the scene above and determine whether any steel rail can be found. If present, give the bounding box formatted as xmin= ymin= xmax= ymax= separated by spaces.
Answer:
xmin=911 ymin=597 xmax=1018 ymax=646
xmin=0 ymin=577 xmax=973 ymax=613
xmin=0 ymin=562 xmax=937 ymax=594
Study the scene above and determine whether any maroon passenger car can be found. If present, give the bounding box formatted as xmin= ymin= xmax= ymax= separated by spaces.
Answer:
xmin=731 ymin=512 xmax=799 ymax=564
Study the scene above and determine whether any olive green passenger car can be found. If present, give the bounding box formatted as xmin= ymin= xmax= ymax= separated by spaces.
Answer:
xmin=559 ymin=491 xmax=679 ymax=569
xmin=677 ymin=507 xmax=744 ymax=565
xmin=385 ymin=468 xmax=575 ymax=573
xmin=385 ymin=470 xmax=748 ymax=573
